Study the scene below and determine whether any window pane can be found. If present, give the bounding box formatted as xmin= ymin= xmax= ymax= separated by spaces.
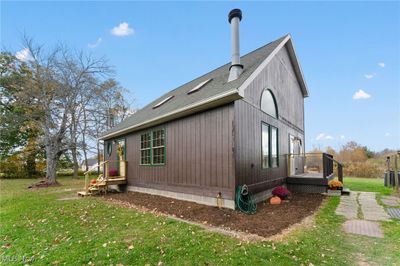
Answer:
xmin=262 ymin=124 xmax=269 ymax=168
xmin=271 ymin=127 xmax=278 ymax=167
xmin=261 ymin=90 xmax=277 ymax=118
xmin=152 ymin=129 xmax=165 ymax=164
xmin=140 ymin=149 xmax=151 ymax=165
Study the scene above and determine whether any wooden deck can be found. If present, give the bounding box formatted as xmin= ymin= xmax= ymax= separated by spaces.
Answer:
xmin=286 ymin=172 xmax=335 ymax=193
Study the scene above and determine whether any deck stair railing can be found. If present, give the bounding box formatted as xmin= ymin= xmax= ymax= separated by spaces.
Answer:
xmin=78 ymin=160 xmax=127 ymax=196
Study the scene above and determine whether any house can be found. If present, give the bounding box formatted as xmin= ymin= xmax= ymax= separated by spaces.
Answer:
xmin=97 ymin=9 xmax=336 ymax=209
xmin=80 ymin=158 xmax=99 ymax=171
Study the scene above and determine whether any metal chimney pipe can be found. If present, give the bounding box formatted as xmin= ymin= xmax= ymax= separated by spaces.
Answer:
xmin=228 ymin=9 xmax=243 ymax=82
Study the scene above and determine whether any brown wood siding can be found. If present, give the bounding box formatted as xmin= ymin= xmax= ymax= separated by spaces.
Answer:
xmin=235 ymin=45 xmax=305 ymax=188
xmin=111 ymin=104 xmax=236 ymax=200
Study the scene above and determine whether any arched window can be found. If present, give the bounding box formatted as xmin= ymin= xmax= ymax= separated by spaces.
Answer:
xmin=260 ymin=89 xmax=278 ymax=118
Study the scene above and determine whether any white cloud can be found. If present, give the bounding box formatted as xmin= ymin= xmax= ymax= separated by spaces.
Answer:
xmin=15 ymin=48 xmax=33 ymax=62
xmin=111 ymin=22 xmax=134 ymax=37
xmin=340 ymin=135 xmax=345 ymax=140
xmin=316 ymin=133 xmax=334 ymax=141
xmin=385 ymin=132 xmax=390 ymax=137
xmin=364 ymin=73 xmax=376 ymax=79
xmin=88 ymin=37 xmax=102 ymax=48
xmin=378 ymin=62 xmax=385 ymax=68
xmin=353 ymin=89 xmax=371 ymax=100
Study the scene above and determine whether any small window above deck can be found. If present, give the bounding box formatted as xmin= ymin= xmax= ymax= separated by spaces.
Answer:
xmin=153 ymin=95 xmax=174 ymax=109
xmin=187 ymin=78 xmax=213 ymax=94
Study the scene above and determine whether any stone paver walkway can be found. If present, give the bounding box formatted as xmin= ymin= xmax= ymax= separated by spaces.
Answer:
xmin=343 ymin=220 xmax=383 ymax=238
xmin=359 ymin=192 xmax=389 ymax=221
xmin=336 ymin=191 xmax=389 ymax=238
xmin=381 ymin=196 xmax=400 ymax=207
xmin=336 ymin=192 xmax=358 ymax=219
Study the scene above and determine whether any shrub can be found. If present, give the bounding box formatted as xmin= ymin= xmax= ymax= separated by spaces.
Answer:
xmin=343 ymin=161 xmax=382 ymax=178
xmin=56 ymin=169 xmax=85 ymax=176
xmin=0 ymin=154 xmax=43 ymax=179
xmin=109 ymin=168 xmax=118 ymax=177
xmin=272 ymin=186 xmax=291 ymax=199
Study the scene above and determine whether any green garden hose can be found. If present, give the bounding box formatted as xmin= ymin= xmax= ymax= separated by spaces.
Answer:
xmin=235 ymin=185 xmax=257 ymax=214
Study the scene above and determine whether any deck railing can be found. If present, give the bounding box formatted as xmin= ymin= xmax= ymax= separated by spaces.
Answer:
xmin=288 ymin=153 xmax=343 ymax=182
xmin=83 ymin=160 xmax=127 ymax=194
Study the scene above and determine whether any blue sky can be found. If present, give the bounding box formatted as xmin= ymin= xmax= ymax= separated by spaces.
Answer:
xmin=1 ymin=1 xmax=399 ymax=152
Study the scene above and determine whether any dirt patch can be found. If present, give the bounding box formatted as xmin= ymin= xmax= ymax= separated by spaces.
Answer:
xmin=104 ymin=192 xmax=324 ymax=238
xmin=28 ymin=180 xmax=61 ymax=189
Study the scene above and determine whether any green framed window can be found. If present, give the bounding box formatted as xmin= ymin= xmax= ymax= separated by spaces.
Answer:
xmin=140 ymin=128 xmax=166 ymax=165
xmin=262 ymin=123 xmax=279 ymax=168
xmin=140 ymin=132 xmax=151 ymax=165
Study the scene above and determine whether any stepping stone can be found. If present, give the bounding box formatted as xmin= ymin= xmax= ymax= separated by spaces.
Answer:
xmin=387 ymin=208 xmax=400 ymax=219
xmin=359 ymin=192 xmax=390 ymax=221
xmin=381 ymin=196 xmax=400 ymax=207
xmin=343 ymin=220 xmax=383 ymax=238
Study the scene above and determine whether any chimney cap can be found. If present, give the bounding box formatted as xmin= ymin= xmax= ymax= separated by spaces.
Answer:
xmin=228 ymin=9 xmax=242 ymax=23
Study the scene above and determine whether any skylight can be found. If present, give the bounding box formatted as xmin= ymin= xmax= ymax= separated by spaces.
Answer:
xmin=187 ymin=78 xmax=213 ymax=94
xmin=153 ymin=95 xmax=174 ymax=109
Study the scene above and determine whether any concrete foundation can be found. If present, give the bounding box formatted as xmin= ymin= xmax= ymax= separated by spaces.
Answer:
xmin=127 ymin=185 xmax=235 ymax=209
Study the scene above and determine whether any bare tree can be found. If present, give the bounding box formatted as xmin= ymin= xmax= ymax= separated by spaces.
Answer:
xmin=20 ymin=38 xmax=113 ymax=184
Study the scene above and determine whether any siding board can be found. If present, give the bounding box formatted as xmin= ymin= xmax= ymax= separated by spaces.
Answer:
xmin=118 ymin=104 xmax=235 ymax=200
xmin=235 ymin=45 xmax=305 ymax=188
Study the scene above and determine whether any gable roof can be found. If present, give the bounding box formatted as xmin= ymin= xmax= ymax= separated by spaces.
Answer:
xmin=100 ymin=34 xmax=308 ymax=140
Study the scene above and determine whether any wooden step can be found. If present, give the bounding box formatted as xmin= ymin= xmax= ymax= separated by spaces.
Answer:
xmin=341 ymin=187 xmax=351 ymax=195
xmin=77 ymin=191 xmax=91 ymax=197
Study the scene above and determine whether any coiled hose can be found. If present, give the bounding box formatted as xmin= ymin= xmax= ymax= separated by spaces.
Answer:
xmin=235 ymin=185 xmax=257 ymax=214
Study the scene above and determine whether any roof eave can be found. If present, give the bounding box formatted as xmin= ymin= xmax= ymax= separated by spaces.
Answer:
xmin=99 ymin=89 xmax=242 ymax=140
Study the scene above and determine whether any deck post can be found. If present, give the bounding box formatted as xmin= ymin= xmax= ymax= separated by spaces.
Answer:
xmin=338 ymin=164 xmax=343 ymax=183
xmin=395 ymin=154 xmax=399 ymax=192
xmin=322 ymin=153 xmax=327 ymax=178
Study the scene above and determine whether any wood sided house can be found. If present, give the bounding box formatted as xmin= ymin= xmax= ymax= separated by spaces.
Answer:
xmin=81 ymin=9 xmax=343 ymax=209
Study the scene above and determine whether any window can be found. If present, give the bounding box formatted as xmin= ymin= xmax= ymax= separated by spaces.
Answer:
xmin=140 ymin=133 xmax=151 ymax=165
xmin=271 ymin=127 xmax=278 ymax=167
xmin=260 ymin=89 xmax=278 ymax=118
xmin=140 ymin=129 xmax=166 ymax=165
xmin=153 ymin=96 xmax=174 ymax=109
xmin=152 ymin=129 xmax=165 ymax=164
xmin=262 ymin=123 xmax=279 ymax=168
xmin=262 ymin=124 xmax=270 ymax=168
xmin=106 ymin=142 xmax=112 ymax=157
xmin=187 ymin=78 xmax=213 ymax=94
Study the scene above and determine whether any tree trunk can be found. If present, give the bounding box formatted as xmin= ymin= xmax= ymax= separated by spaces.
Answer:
xmin=71 ymin=145 xmax=79 ymax=178
xmin=82 ymin=108 xmax=89 ymax=172
xmin=45 ymin=144 xmax=58 ymax=184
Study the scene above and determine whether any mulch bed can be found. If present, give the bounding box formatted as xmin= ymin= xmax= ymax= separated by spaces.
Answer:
xmin=104 ymin=192 xmax=325 ymax=238
xmin=28 ymin=180 xmax=61 ymax=189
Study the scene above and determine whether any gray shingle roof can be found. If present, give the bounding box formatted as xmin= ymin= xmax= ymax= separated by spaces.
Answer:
xmin=101 ymin=35 xmax=288 ymax=139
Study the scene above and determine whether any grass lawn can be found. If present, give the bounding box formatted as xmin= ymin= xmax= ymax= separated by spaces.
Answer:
xmin=0 ymin=177 xmax=399 ymax=265
xmin=344 ymin=177 xmax=394 ymax=195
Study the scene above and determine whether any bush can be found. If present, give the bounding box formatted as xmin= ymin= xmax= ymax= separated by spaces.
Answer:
xmin=57 ymin=169 xmax=85 ymax=176
xmin=343 ymin=160 xmax=382 ymax=178
xmin=272 ymin=186 xmax=291 ymax=200
xmin=0 ymin=154 xmax=43 ymax=179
